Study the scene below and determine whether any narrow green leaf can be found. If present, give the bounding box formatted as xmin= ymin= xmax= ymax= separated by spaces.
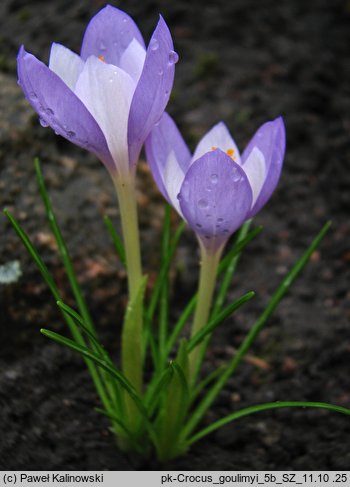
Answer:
xmin=35 ymin=158 xmax=96 ymax=337
xmin=187 ymin=401 xmax=350 ymax=445
xmin=95 ymin=408 xmax=131 ymax=437
xmin=103 ymin=215 xmax=126 ymax=266
xmin=218 ymin=224 xmax=262 ymax=273
xmin=187 ymin=291 xmax=255 ymax=352
xmin=4 ymin=208 xmax=112 ymax=410
xmin=164 ymin=224 xmax=261 ymax=359
xmin=191 ymin=365 xmax=226 ymax=405
xmin=212 ymin=220 xmax=253 ymax=318
xmin=182 ymin=221 xmax=332 ymax=439
xmin=144 ymin=365 xmax=174 ymax=415
xmin=165 ymin=294 xmax=197 ymax=357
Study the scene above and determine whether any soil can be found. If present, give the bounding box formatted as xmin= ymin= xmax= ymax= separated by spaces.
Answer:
xmin=1 ymin=0 xmax=350 ymax=471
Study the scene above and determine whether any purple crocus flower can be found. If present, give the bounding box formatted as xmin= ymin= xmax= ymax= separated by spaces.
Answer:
xmin=17 ymin=5 xmax=177 ymax=180
xmin=146 ymin=112 xmax=286 ymax=254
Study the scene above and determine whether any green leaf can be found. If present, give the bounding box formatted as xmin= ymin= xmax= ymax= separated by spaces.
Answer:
xmin=35 ymin=158 xmax=96 ymax=337
xmin=95 ymin=408 xmax=131 ymax=437
xmin=164 ymin=224 xmax=261 ymax=359
xmin=212 ymin=220 xmax=253 ymax=318
xmin=187 ymin=291 xmax=255 ymax=352
xmin=187 ymin=401 xmax=350 ymax=445
xmin=217 ymin=224 xmax=262 ymax=274
xmin=4 ymin=208 xmax=112 ymax=410
xmin=182 ymin=221 xmax=332 ymax=439
xmin=165 ymin=294 xmax=197 ymax=357
xmin=103 ymin=215 xmax=126 ymax=266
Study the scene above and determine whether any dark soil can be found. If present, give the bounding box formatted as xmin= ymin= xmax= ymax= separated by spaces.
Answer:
xmin=1 ymin=0 xmax=350 ymax=471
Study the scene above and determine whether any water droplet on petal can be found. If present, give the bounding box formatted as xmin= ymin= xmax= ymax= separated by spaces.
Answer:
xmin=217 ymin=217 xmax=224 ymax=223
xmin=158 ymin=68 xmax=163 ymax=76
xmin=198 ymin=199 xmax=208 ymax=209
xmin=123 ymin=17 xmax=128 ymax=23
xmin=206 ymin=186 xmax=212 ymax=192
xmin=17 ymin=79 xmax=21 ymax=86
xmin=168 ymin=50 xmax=179 ymax=65
xmin=177 ymin=193 xmax=181 ymax=200
xmin=54 ymin=130 xmax=60 ymax=135
xmin=39 ymin=118 xmax=49 ymax=127
xmin=98 ymin=39 xmax=107 ymax=51
xmin=196 ymin=223 xmax=202 ymax=228
xmin=150 ymin=38 xmax=159 ymax=51
xmin=210 ymin=174 xmax=218 ymax=184
xmin=46 ymin=108 xmax=54 ymax=116
xmin=206 ymin=214 xmax=211 ymax=218
xmin=223 ymin=229 xmax=229 ymax=234
xmin=66 ymin=130 xmax=76 ymax=138
xmin=232 ymin=167 xmax=241 ymax=182
xmin=29 ymin=91 xmax=37 ymax=100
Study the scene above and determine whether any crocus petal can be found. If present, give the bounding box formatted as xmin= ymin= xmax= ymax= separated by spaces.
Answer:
xmin=192 ymin=122 xmax=241 ymax=165
xmin=75 ymin=56 xmax=136 ymax=176
xmin=128 ymin=16 xmax=177 ymax=168
xmin=119 ymin=39 xmax=146 ymax=83
xmin=242 ymin=117 xmax=286 ymax=217
xmin=80 ymin=5 xmax=145 ymax=66
xmin=17 ymin=46 xmax=114 ymax=172
xmin=163 ymin=151 xmax=186 ymax=215
xmin=241 ymin=147 xmax=266 ymax=207
xmin=49 ymin=43 xmax=84 ymax=90
xmin=145 ymin=112 xmax=191 ymax=204
xmin=179 ymin=150 xmax=252 ymax=253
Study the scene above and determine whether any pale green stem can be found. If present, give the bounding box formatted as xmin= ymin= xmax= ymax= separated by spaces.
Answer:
xmin=113 ymin=173 xmax=143 ymax=431
xmin=188 ymin=242 xmax=222 ymax=383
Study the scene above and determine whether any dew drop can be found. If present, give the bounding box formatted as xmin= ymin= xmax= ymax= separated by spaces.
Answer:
xmin=29 ymin=91 xmax=37 ymax=100
xmin=150 ymin=38 xmax=159 ymax=51
xmin=206 ymin=214 xmax=212 ymax=218
xmin=217 ymin=217 xmax=224 ymax=223
xmin=196 ymin=223 xmax=202 ymax=228
xmin=168 ymin=50 xmax=179 ymax=65
xmin=210 ymin=173 xmax=218 ymax=184
xmin=158 ymin=68 xmax=164 ymax=76
xmin=223 ymin=229 xmax=229 ymax=234
xmin=232 ymin=167 xmax=241 ymax=182
xmin=98 ymin=39 xmax=107 ymax=51
xmin=198 ymin=199 xmax=208 ymax=209
xmin=39 ymin=118 xmax=49 ymax=127
xmin=66 ymin=130 xmax=76 ymax=138
xmin=176 ymin=193 xmax=182 ymax=200
xmin=123 ymin=17 xmax=128 ymax=23
xmin=17 ymin=79 xmax=21 ymax=86
xmin=206 ymin=186 xmax=212 ymax=192
xmin=46 ymin=108 xmax=54 ymax=116
xmin=54 ymin=130 xmax=60 ymax=135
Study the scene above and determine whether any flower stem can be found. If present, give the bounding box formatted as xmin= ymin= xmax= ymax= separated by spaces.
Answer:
xmin=113 ymin=175 xmax=143 ymax=396
xmin=188 ymin=242 xmax=222 ymax=384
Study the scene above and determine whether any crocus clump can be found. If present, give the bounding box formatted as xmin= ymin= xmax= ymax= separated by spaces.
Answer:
xmin=146 ymin=112 xmax=286 ymax=254
xmin=17 ymin=5 xmax=177 ymax=180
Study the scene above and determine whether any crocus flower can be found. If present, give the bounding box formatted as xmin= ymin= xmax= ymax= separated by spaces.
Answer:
xmin=146 ymin=112 xmax=286 ymax=254
xmin=17 ymin=5 xmax=177 ymax=181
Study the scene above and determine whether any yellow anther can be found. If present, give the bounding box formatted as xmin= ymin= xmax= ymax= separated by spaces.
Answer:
xmin=211 ymin=146 xmax=217 ymax=151
xmin=226 ymin=148 xmax=235 ymax=158
xmin=98 ymin=55 xmax=106 ymax=63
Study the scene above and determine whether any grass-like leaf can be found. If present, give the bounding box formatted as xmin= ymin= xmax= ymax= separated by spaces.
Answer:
xmin=182 ymin=221 xmax=332 ymax=439
xmin=187 ymin=401 xmax=350 ymax=445
xmin=35 ymin=158 xmax=96 ymax=337
xmin=212 ymin=220 xmax=253 ymax=318
xmin=187 ymin=291 xmax=255 ymax=353
xmin=4 ymin=208 xmax=112 ymax=409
